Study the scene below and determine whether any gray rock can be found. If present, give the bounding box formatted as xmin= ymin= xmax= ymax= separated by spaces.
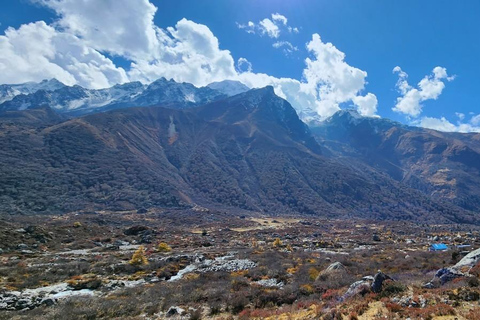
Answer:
xmin=453 ymin=247 xmax=480 ymax=271
xmin=41 ymin=298 xmax=55 ymax=307
xmin=371 ymin=271 xmax=393 ymax=293
xmin=325 ymin=261 xmax=346 ymax=273
xmin=343 ymin=280 xmax=371 ymax=300
xmin=166 ymin=306 xmax=185 ymax=317
xmin=17 ymin=244 xmax=28 ymax=250
xmin=254 ymin=279 xmax=284 ymax=288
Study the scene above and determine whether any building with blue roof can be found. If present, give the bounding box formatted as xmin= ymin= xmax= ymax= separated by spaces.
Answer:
xmin=430 ymin=243 xmax=448 ymax=251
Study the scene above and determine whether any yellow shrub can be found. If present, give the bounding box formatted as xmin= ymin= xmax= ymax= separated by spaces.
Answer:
xmin=308 ymin=267 xmax=320 ymax=281
xmin=129 ymin=246 xmax=148 ymax=266
xmin=300 ymin=284 xmax=315 ymax=295
xmin=273 ymin=238 xmax=282 ymax=247
xmin=157 ymin=242 xmax=172 ymax=252
xmin=287 ymin=266 xmax=299 ymax=274
xmin=73 ymin=221 xmax=82 ymax=228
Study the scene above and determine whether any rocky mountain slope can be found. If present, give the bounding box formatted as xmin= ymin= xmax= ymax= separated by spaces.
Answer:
xmin=0 ymin=79 xmax=65 ymax=104
xmin=0 ymin=79 xmax=249 ymax=116
xmin=312 ymin=109 xmax=480 ymax=213
xmin=0 ymin=87 xmax=475 ymax=224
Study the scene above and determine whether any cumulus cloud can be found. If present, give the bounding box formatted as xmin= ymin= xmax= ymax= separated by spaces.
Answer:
xmin=36 ymin=0 xmax=160 ymax=60
xmin=471 ymin=114 xmax=480 ymax=126
xmin=0 ymin=21 xmax=128 ymax=88
xmin=1 ymin=0 xmax=376 ymax=122
xmin=393 ymin=66 xmax=455 ymax=117
xmin=414 ymin=116 xmax=480 ymax=133
xmin=352 ymin=93 xmax=378 ymax=117
xmin=128 ymin=18 xmax=237 ymax=86
xmin=302 ymin=34 xmax=377 ymax=117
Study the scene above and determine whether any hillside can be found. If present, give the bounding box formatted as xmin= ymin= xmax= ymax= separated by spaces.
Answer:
xmin=312 ymin=109 xmax=480 ymax=213
xmin=0 ymin=89 xmax=476 ymax=224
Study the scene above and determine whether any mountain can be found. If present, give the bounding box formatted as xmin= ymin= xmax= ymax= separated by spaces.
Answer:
xmin=0 ymin=79 xmax=65 ymax=104
xmin=0 ymin=78 xmax=235 ymax=116
xmin=206 ymin=80 xmax=250 ymax=96
xmin=0 ymin=88 xmax=475 ymax=224
xmin=312 ymin=109 xmax=480 ymax=213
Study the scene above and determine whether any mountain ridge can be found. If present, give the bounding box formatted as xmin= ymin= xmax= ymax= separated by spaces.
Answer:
xmin=0 ymin=88 xmax=477 ymax=224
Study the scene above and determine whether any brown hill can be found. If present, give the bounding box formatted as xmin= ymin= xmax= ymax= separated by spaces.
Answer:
xmin=0 ymin=90 xmax=476 ymax=224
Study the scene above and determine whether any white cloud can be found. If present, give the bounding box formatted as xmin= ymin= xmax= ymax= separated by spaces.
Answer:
xmin=259 ymin=18 xmax=280 ymax=38
xmin=456 ymin=112 xmax=465 ymax=121
xmin=289 ymin=27 xmax=299 ymax=34
xmin=352 ymin=93 xmax=378 ymax=117
xmin=393 ymin=66 xmax=455 ymax=117
xmin=272 ymin=41 xmax=298 ymax=54
xmin=271 ymin=13 xmax=287 ymax=26
xmin=37 ymin=0 xmax=160 ymax=61
xmin=302 ymin=33 xmax=377 ymax=117
xmin=236 ymin=21 xmax=255 ymax=34
xmin=0 ymin=21 xmax=128 ymax=88
xmin=471 ymin=114 xmax=480 ymax=126
xmin=127 ymin=18 xmax=237 ymax=87
xmin=415 ymin=116 xmax=480 ymax=133
xmin=237 ymin=57 xmax=252 ymax=73
xmin=1 ymin=1 xmax=376 ymax=122
xmin=238 ymin=13 xmax=299 ymax=38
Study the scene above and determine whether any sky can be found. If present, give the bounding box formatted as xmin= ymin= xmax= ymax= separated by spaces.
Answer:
xmin=1 ymin=0 xmax=480 ymax=132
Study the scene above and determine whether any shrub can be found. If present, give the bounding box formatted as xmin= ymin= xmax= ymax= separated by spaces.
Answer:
xmin=129 ymin=246 xmax=148 ymax=266
xmin=273 ymin=238 xmax=282 ymax=248
xmin=157 ymin=242 xmax=172 ymax=252
xmin=308 ymin=267 xmax=320 ymax=281
xmin=228 ymin=293 xmax=249 ymax=314
xmin=377 ymin=281 xmax=406 ymax=298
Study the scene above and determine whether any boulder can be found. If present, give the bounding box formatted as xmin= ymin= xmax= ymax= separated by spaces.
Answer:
xmin=324 ymin=262 xmax=347 ymax=273
xmin=453 ymin=248 xmax=480 ymax=271
xmin=166 ymin=306 xmax=185 ymax=317
xmin=371 ymin=271 xmax=393 ymax=293
xmin=343 ymin=280 xmax=371 ymax=300
xmin=124 ymin=225 xmax=149 ymax=236
xmin=41 ymin=298 xmax=55 ymax=307
xmin=317 ymin=262 xmax=347 ymax=281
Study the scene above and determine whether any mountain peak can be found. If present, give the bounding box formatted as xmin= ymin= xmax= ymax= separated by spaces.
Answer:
xmin=206 ymin=80 xmax=250 ymax=96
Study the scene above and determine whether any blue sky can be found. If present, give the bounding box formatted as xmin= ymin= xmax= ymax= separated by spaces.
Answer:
xmin=1 ymin=0 xmax=479 ymax=131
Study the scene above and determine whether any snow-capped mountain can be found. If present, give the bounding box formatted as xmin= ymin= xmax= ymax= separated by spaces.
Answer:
xmin=206 ymin=80 xmax=250 ymax=96
xmin=0 ymin=79 xmax=65 ymax=104
xmin=0 ymin=78 xmax=250 ymax=116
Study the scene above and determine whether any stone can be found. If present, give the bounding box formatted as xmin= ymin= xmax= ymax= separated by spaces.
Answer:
xmin=124 ymin=225 xmax=149 ymax=236
xmin=372 ymin=234 xmax=381 ymax=242
xmin=343 ymin=280 xmax=371 ymax=300
xmin=453 ymin=247 xmax=480 ymax=271
xmin=371 ymin=271 xmax=393 ymax=293
xmin=254 ymin=279 xmax=284 ymax=288
xmin=166 ymin=306 xmax=185 ymax=317
xmin=324 ymin=262 xmax=346 ymax=273
xmin=41 ymin=298 xmax=55 ymax=307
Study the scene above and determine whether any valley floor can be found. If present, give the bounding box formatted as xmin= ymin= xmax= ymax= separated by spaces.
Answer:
xmin=1 ymin=209 xmax=480 ymax=319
